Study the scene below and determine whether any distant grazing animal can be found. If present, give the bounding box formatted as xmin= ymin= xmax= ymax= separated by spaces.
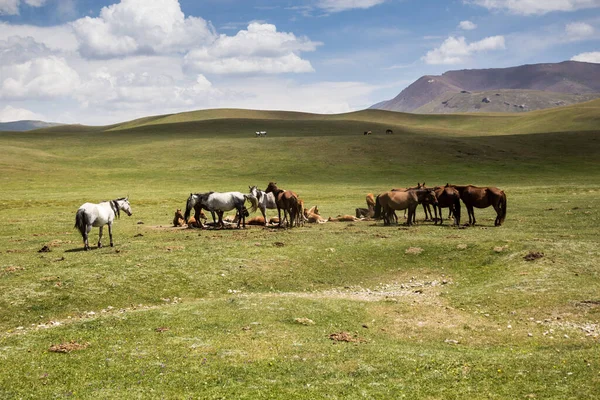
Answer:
xmin=374 ymin=189 xmax=438 ymax=226
xmin=265 ymin=182 xmax=299 ymax=228
xmin=386 ymin=129 xmax=393 ymax=135
xmin=173 ymin=209 xmax=185 ymax=227
xmin=356 ymin=193 xmax=375 ymax=218
xmin=363 ymin=130 xmax=372 ymax=135
xmin=249 ymin=185 xmax=278 ymax=226
xmin=185 ymin=191 xmax=258 ymax=229
xmin=450 ymin=184 xmax=506 ymax=226
xmin=328 ymin=215 xmax=361 ymax=222
xmin=75 ymin=197 xmax=132 ymax=251
xmin=432 ymin=184 xmax=461 ymax=226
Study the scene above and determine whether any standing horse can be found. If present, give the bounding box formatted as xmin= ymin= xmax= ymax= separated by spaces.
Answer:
xmin=432 ymin=184 xmax=461 ymax=226
xmin=249 ymin=185 xmax=278 ymax=226
xmin=185 ymin=192 xmax=258 ymax=229
xmin=265 ymin=182 xmax=299 ymax=228
xmin=450 ymin=184 xmax=506 ymax=226
xmin=374 ymin=189 xmax=437 ymax=226
xmin=75 ymin=197 xmax=132 ymax=251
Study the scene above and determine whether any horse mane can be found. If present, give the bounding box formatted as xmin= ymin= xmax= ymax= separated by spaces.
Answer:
xmin=110 ymin=200 xmax=120 ymax=219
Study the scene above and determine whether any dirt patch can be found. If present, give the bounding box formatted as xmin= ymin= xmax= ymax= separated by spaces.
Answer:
xmin=3 ymin=266 xmax=25 ymax=273
xmin=524 ymin=251 xmax=544 ymax=261
xmin=329 ymin=331 xmax=366 ymax=343
xmin=273 ymin=242 xmax=285 ymax=247
xmin=38 ymin=245 xmax=51 ymax=253
xmin=294 ymin=317 xmax=315 ymax=326
xmin=49 ymin=341 xmax=89 ymax=353
xmin=405 ymin=247 xmax=423 ymax=255
xmin=155 ymin=327 xmax=170 ymax=333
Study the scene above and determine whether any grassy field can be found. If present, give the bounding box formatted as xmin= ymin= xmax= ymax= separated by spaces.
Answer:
xmin=1 ymin=103 xmax=599 ymax=398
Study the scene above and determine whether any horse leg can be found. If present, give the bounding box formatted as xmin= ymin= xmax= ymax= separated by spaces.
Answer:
xmin=260 ymin=206 xmax=268 ymax=226
xmin=468 ymin=205 xmax=475 ymax=225
xmin=493 ymin=203 xmax=501 ymax=226
xmin=97 ymin=226 xmax=103 ymax=248
xmin=83 ymin=224 xmax=91 ymax=250
xmin=108 ymin=222 xmax=114 ymax=247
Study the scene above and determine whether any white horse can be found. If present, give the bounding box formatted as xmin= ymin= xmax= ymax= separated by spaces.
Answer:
xmin=75 ymin=197 xmax=132 ymax=251
xmin=249 ymin=185 xmax=277 ymax=226
xmin=185 ymin=191 xmax=258 ymax=229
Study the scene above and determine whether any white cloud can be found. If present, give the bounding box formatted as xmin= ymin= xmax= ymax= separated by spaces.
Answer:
xmin=0 ymin=0 xmax=47 ymax=15
xmin=1 ymin=56 xmax=80 ymax=99
xmin=317 ymin=0 xmax=387 ymax=12
xmin=571 ymin=51 xmax=600 ymax=62
xmin=0 ymin=105 xmax=45 ymax=122
xmin=422 ymin=35 xmax=505 ymax=64
xmin=71 ymin=0 xmax=215 ymax=58
xmin=459 ymin=20 xmax=477 ymax=30
xmin=565 ymin=22 xmax=595 ymax=38
xmin=0 ymin=22 xmax=79 ymax=51
xmin=184 ymin=23 xmax=319 ymax=75
xmin=467 ymin=0 xmax=600 ymax=15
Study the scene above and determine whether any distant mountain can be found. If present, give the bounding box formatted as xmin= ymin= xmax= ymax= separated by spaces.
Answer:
xmin=372 ymin=61 xmax=600 ymax=114
xmin=0 ymin=120 xmax=63 ymax=132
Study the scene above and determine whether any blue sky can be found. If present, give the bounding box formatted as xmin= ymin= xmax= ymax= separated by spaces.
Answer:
xmin=1 ymin=0 xmax=599 ymax=124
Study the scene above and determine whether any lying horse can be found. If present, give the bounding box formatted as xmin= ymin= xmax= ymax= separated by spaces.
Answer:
xmin=328 ymin=215 xmax=361 ymax=222
xmin=173 ymin=209 xmax=185 ymax=227
xmin=432 ymin=185 xmax=461 ymax=226
xmin=450 ymin=184 xmax=506 ymax=226
xmin=265 ymin=182 xmax=299 ymax=228
xmin=304 ymin=205 xmax=327 ymax=224
xmin=356 ymin=193 xmax=375 ymax=218
xmin=374 ymin=189 xmax=437 ymax=226
xmin=75 ymin=197 xmax=132 ymax=250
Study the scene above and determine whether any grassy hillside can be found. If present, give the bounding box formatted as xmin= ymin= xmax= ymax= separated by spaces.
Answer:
xmin=33 ymin=98 xmax=600 ymax=138
xmin=0 ymin=106 xmax=599 ymax=398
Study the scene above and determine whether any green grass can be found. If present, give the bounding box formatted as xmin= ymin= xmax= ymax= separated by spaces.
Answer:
xmin=1 ymin=103 xmax=599 ymax=398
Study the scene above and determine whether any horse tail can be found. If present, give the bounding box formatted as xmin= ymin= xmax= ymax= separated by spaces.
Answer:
xmin=74 ymin=208 xmax=89 ymax=237
xmin=184 ymin=197 xmax=193 ymax=223
xmin=374 ymin=195 xmax=382 ymax=219
xmin=453 ymin=196 xmax=461 ymax=226
xmin=499 ymin=191 xmax=507 ymax=225
xmin=244 ymin=194 xmax=259 ymax=213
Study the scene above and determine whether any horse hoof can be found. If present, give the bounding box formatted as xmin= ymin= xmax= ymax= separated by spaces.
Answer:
xmin=98 ymin=244 xmax=102 ymax=248
xmin=110 ymin=243 xmax=114 ymax=247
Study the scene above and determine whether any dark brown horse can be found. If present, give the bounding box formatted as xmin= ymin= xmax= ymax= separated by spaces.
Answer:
xmin=374 ymin=189 xmax=438 ymax=226
xmin=432 ymin=184 xmax=461 ymax=226
xmin=265 ymin=182 xmax=299 ymax=228
xmin=450 ymin=184 xmax=506 ymax=226
xmin=392 ymin=183 xmax=434 ymax=223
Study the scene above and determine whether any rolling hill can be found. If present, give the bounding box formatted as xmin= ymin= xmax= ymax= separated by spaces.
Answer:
xmin=372 ymin=61 xmax=600 ymax=114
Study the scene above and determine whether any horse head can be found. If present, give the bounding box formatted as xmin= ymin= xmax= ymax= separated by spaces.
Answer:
xmin=265 ymin=182 xmax=278 ymax=193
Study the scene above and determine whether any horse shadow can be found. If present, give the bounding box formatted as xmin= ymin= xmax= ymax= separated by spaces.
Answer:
xmin=65 ymin=246 xmax=102 ymax=253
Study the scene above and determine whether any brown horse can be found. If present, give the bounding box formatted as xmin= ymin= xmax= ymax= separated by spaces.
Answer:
xmin=265 ymin=182 xmax=299 ymax=228
xmin=328 ymin=215 xmax=361 ymax=222
xmin=173 ymin=209 xmax=186 ymax=227
xmin=356 ymin=193 xmax=375 ymax=218
xmin=450 ymin=184 xmax=506 ymax=226
xmin=392 ymin=183 xmax=433 ymax=222
xmin=432 ymin=185 xmax=461 ymax=226
xmin=374 ymin=189 xmax=438 ymax=226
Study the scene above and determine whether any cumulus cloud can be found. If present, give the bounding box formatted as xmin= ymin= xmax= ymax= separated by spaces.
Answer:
xmin=422 ymin=35 xmax=505 ymax=64
xmin=565 ymin=21 xmax=595 ymax=38
xmin=571 ymin=51 xmax=600 ymax=62
xmin=0 ymin=0 xmax=47 ymax=15
xmin=467 ymin=0 xmax=600 ymax=15
xmin=71 ymin=0 xmax=215 ymax=58
xmin=1 ymin=56 xmax=80 ymax=99
xmin=184 ymin=23 xmax=319 ymax=75
xmin=0 ymin=105 xmax=45 ymax=122
xmin=459 ymin=20 xmax=477 ymax=30
xmin=0 ymin=22 xmax=78 ymax=51
xmin=316 ymin=0 xmax=387 ymax=12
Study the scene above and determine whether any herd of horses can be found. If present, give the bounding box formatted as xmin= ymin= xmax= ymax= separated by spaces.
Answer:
xmin=74 ymin=183 xmax=506 ymax=250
